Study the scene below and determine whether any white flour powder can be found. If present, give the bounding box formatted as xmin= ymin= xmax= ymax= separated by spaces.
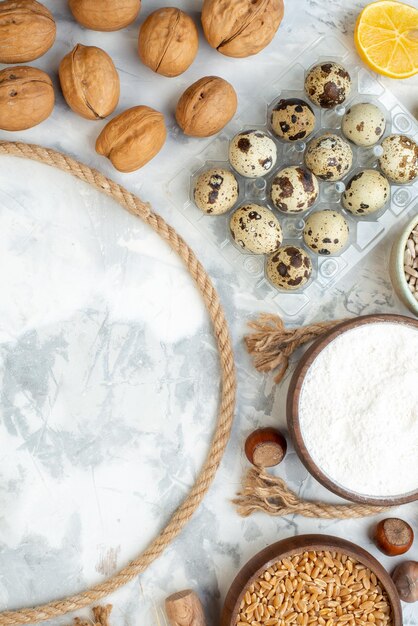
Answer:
xmin=299 ymin=322 xmax=418 ymax=497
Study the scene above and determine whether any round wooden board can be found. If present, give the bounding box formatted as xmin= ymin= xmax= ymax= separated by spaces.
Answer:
xmin=221 ymin=534 xmax=403 ymax=626
xmin=287 ymin=313 xmax=418 ymax=506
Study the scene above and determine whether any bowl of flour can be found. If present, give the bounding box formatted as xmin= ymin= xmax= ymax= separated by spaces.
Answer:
xmin=287 ymin=314 xmax=418 ymax=505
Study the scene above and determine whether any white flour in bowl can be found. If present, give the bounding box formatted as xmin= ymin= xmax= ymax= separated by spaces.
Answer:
xmin=298 ymin=322 xmax=418 ymax=497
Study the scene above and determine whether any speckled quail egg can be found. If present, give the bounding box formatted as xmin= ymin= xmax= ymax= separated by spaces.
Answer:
xmin=266 ymin=245 xmax=313 ymax=290
xmin=304 ymin=62 xmax=351 ymax=109
xmin=229 ymin=204 xmax=282 ymax=254
xmin=342 ymin=170 xmax=390 ymax=215
xmin=229 ymin=130 xmax=277 ymax=178
xmin=303 ymin=210 xmax=349 ymax=255
xmin=379 ymin=134 xmax=418 ymax=184
xmin=271 ymin=166 xmax=319 ymax=213
xmin=271 ymin=98 xmax=316 ymax=142
xmin=342 ymin=103 xmax=386 ymax=147
xmin=305 ymin=133 xmax=353 ymax=181
xmin=193 ymin=168 xmax=238 ymax=215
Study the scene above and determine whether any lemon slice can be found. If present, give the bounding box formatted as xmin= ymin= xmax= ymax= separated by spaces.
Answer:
xmin=355 ymin=0 xmax=418 ymax=78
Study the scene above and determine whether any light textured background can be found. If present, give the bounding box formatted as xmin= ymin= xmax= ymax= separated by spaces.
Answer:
xmin=0 ymin=1 xmax=417 ymax=625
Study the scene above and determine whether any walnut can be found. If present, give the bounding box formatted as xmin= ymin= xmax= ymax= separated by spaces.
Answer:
xmin=175 ymin=76 xmax=237 ymax=137
xmin=0 ymin=0 xmax=56 ymax=64
xmin=138 ymin=7 xmax=198 ymax=77
xmin=69 ymin=0 xmax=141 ymax=31
xmin=95 ymin=106 xmax=167 ymax=172
xmin=201 ymin=0 xmax=284 ymax=58
xmin=59 ymin=44 xmax=120 ymax=120
xmin=0 ymin=65 xmax=54 ymax=131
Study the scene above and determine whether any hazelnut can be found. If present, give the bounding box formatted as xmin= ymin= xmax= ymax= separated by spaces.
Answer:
xmin=69 ymin=0 xmax=141 ymax=31
xmin=176 ymin=76 xmax=237 ymax=137
xmin=59 ymin=44 xmax=120 ymax=120
xmin=0 ymin=65 xmax=54 ymax=131
xmin=95 ymin=106 xmax=167 ymax=172
xmin=374 ymin=518 xmax=414 ymax=557
xmin=245 ymin=428 xmax=287 ymax=468
xmin=201 ymin=0 xmax=284 ymax=58
xmin=0 ymin=0 xmax=56 ymax=64
xmin=138 ymin=7 xmax=198 ymax=77
xmin=392 ymin=561 xmax=418 ymax=603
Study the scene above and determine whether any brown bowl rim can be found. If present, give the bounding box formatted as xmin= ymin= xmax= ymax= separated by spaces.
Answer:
xmin=221 ymin=534 xmax=402 ymax=626
xmin=287 ymin=313 xmax=418 ymax=506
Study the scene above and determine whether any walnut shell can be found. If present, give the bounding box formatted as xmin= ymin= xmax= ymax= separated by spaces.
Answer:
xmin=0 ymin=0 xmax=56 ymax=64
xmin=95 ymin=106 xmax=166 ymax=172
xmin=201 ymin=0 xmax=284 ymax=58
xmin=0 ymin=65 xmax=54 ymax=131
xmin=176 ymin=76 xmax=237 ymax=137
xmin=59 ymin=44 xmax=120 ymax=120
xmin=69 ymin=0 xmax=141 ymax=31
xmin=138 ymin=7 xmax=198 ymax=77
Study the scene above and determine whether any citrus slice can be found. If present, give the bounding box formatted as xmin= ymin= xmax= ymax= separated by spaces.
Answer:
xmin=355 ymin=0 xmax=418 ymax=78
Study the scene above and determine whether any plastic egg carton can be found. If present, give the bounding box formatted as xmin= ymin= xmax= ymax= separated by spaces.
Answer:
xmin=167 ymin=36 xmax=418 ymax=318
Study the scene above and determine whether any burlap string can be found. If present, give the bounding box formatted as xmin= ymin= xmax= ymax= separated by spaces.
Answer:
xmin=244 ymin=314 xmax=344 ymax=383
xmin=238 ymin=314 xmax=394 ymax=519
xmin=0 ymin=141 xmax=237 ymax=626
xmin=234 ymin=468 xmax=391 ymax=519
xmin=72 ymin=605 xmax=112 ymax=626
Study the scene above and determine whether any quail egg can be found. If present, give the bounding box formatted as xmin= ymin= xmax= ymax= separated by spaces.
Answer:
xmin=305 ymin=133 xmax=353 ymax=181
xmin=271 ymin=98 xmax=316 ymax=142
xmin=229 ymin=204 xmax=282 ymax=254
xmin=271 ymin=166 xmax=319 ymax=213
xmin=266 ymin=245 xmax=313 ymax=290
xmin=229 ymin=130 xmax=277 ymax=178
xmin=342 ymin=170 xmax=390 ymax=216
xmin=379 ymin=134 xmax=418 ymax=184
xmin=303 ymin=210 xmax=349 ymax=255
xmin=193 ymin=168 xmax=238 ymax=215
xmin=304 ymin=62 xmax=351 ymax=109
xmin=342 ymin=103 xmax=386 ymax=147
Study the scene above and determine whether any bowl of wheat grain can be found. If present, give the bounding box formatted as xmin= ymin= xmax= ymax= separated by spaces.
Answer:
xmin=221 ymin=535 xmax=402 ymax=626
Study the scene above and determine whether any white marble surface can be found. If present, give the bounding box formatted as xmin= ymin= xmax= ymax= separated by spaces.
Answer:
xmin=0 ymin=1 xmax=417 ymax=625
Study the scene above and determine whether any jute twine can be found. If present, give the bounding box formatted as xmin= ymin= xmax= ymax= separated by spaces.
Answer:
xmin=235 ymin=314 xmax=394 ymax=519
xmin=72 ymin=605 xmax=112 ymax=626
xmin=233 ymin=468 xmax=391 ymax=518
xmin=0 ymin=141 xmax=237 ymax=626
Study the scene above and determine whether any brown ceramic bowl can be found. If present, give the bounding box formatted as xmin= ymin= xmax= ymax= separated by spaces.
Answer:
xmin=287 ymin=313 xmax=418 ymax=506
xmin=221 ymin=534 xmax=402 ymax=626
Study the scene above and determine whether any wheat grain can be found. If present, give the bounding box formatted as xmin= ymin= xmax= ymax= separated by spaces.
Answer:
xmin=235 ymin=551 xmax=392 ymax=626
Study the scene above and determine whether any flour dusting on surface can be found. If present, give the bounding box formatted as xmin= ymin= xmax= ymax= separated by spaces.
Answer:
xmin=299 ymin=322 xmax=418 ymax=497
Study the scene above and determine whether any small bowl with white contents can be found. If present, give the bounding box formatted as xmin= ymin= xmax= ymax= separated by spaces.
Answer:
xmin=389 ymin=214 xmax=418 ymax=316
xmin=287 ymin=314 xmax=418 ymax=505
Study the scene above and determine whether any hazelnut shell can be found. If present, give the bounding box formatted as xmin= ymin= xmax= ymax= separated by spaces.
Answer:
xmin=176 ymin=76 xmax=237 ymax=137
xmin=69 ymin=0 xmax=141 ymax=31
xmin=95 ymin=105 xmax=167 ymax=173
xmin=245 ymin=428 xmax=287 ymax=467
xmin=59 ymin=44 xmax=120 ymax=120
xmin=138 ymin=7 xmax=198 ymax=77
xmin=0 ymin=0 xmax=56 ymax=64
xmin=201 ymin=0 xmax=284 ymax=58
xmin=374 ymin=518 xmax=414 ymax=556
xmin=0 ymin=65 xmax=54 ymax=131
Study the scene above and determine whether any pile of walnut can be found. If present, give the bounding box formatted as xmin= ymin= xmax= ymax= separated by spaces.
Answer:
xmin=0 ymin=0 xmax=284 ymax=172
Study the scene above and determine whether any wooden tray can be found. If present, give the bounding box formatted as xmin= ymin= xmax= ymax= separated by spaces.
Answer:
xmin=221 ymin=534 xmax=402 ymax=626
xmin=287 ymin=313 xmax=418 ymax=506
